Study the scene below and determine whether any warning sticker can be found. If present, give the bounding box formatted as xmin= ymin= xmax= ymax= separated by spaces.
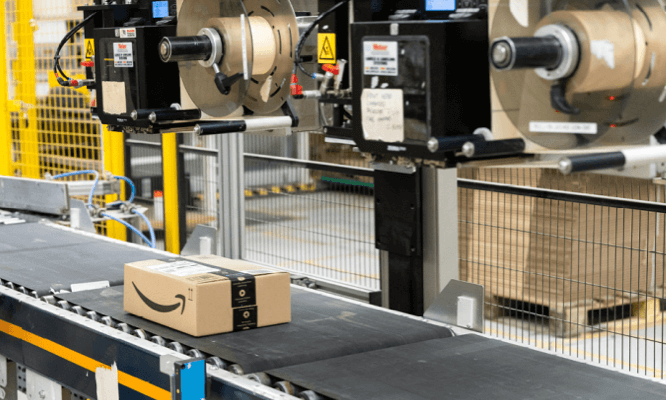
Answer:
xmin=119 ymin=28 xmax=137 ymax=39
xmin=364 ymin=41 xmax=398 ymax=76
xmin=318 ymin=33 xmax=336 ymax=64
xmin=85 ymin=39 xmax=95 ymax=60
xmin=113 ymin=42 xmax=134 ymax=68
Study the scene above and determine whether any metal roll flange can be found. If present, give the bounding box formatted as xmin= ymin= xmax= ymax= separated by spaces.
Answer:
xmin=242 ymin=0 xmax=298 ymax=114
xmin=177 ymin=0 xmax=254 ymax=117
xmin=490 ymin=1 xmax=666 ymax=151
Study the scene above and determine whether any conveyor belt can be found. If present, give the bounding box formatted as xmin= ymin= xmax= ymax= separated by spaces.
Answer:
xmin=268 ymin=334 xmax=666 ymax=400
xmin=0 ymin=222 xmax=162 ymax=295
xmin=56 ymin=285 xmax=454 ymax=373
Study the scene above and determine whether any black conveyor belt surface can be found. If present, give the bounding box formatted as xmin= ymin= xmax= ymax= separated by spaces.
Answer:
xmin=57 ymin=286 xmax=454 ymax=373
xmin=268 ymin=334 xmax=666 ymax=400
xmin=0 ymin=223 xmax=160 ymax=295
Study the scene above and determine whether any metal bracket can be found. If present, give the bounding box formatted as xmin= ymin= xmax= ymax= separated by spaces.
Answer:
xmin=181 ymin=225 xmax=218 ymax=256
xmin=0 ymin=355 xmax=6 ymax=389
xmin=26 ymin=369 xmax=63 ymax=400
xmin=424 ymin=279 xmax=484 ymax=333
xmin=370 ymin=162 xmax=417 ymax=175
xmin=69 ymin=200 xmax=96 ymax=234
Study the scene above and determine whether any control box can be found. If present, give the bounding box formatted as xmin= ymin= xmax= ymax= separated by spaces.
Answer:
xmin=349 ymin=20 xmax=490 ymax=160
xmin=81 ymin=0 xmax=181 ymax=133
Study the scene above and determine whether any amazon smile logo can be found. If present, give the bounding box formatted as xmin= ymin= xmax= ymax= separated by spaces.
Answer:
xmin=132 ymin=282 xmax=186 ymax=315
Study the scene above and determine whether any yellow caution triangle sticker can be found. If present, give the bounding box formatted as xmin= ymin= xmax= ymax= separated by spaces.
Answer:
xmin=85 ymin=39 xmax=95 ymax=59
xmin=318 ymin=34 xmax=336 ymax=63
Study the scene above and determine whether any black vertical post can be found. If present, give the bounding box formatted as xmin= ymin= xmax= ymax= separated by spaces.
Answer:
xmin=176 ymin=134 xmax=188 ymax=252
xmin=374 ymin=168 xmax=424 ymax=315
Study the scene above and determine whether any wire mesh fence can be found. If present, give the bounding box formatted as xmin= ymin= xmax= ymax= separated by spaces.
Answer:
xmin=243 ymin=132 xmax=380 ymax=291
xmin=4 ymin=0 xmax=114 ymax=232
xmin=125 ymin=134 xmax=166 ymax=250
xmin=181 ymin=135 xmax=219 ymax=239
xmin=459 ymin=167 xmax=666 ymax=379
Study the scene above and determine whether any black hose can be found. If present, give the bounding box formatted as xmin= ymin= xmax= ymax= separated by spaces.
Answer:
xmin=54 ymin=12 xmax=98 ymax=86
xmin=293 ymin=0 xmax=351 ymax=79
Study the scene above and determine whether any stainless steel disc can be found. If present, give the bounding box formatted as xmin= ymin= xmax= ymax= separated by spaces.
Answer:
xmin=491 ymin=0 xmax=666 ymax=150
xmin=178 ymin=0 xmax=254 ymax=117
xmin=242 ymin=0 xmax=298 ymax=114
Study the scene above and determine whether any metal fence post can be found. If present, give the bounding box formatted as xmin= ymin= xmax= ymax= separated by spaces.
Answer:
xmin=162 ymin=132 xmax=184 ymax=254
xmin=15 ymin=0 xmax=40 ymax=178
xmin=0 ymin=6 xmax=12 ymax=177
xmin=102 ymin=125 xmax=127 ymax=241
xmin=218 ymin=133 xmax=245 ymax=259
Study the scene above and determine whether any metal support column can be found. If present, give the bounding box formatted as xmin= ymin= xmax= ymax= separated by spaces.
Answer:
xmin=218 ymin=133 xmax=245 ymax=259
xmin=374 ymin=165 xmax=423 ymax=315
xmin=102 ymin=126 xmax=127 ymax=241
xmin=0 ymin=9 xmax=11 ymax=177
xmin=422 ymin=167 xmax=459 ymax=310
xmin=15 ymin=0 xmax=39 ymax=179
xmin=162 ymin=133 xmax=186 ymax=254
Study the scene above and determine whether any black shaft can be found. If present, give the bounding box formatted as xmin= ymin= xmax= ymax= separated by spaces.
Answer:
xmin=159 ymin=35 xmax=213 ymax=63
xmin=562 ymin=152 xmax=625 ymax=174
xmin=491 ymin=36 xmax=562 ymax=70
xmin=195 ymin=121 xmax=248 ymax=136
xmin=428 ymin=134 xmax=485 ymax=153
xmin=149 ymin=109 xmax=202 ymax=123
xmin=464 ymin=139 xmax=525 ymax=158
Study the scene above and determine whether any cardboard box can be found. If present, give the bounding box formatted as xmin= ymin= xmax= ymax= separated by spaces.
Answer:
xmin=124 ymin=255 xmax=291 ymax=337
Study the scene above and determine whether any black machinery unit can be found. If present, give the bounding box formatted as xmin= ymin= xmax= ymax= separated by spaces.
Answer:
xmin=348 ymin=19 xmax=491 ymax=162
xmin=80 ymin=0 xmax=181 ymax=133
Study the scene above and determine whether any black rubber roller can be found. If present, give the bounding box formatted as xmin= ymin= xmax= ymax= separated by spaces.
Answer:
xmin=559 ymin=152 xmax=625 ymax=175
xmin=194 ymin=121 xmax=247 ymax=136
xmin=160 ymin=35 xmax=213 ymax=63
xmin=491 ymin=36 xmax=562 ymax=71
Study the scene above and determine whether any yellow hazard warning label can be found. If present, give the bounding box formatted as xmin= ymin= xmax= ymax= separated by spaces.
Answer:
xmin=318 ymin=33 xmax=336 ymax=64
xmin=85 ymin=39 xmax=95 ymax=59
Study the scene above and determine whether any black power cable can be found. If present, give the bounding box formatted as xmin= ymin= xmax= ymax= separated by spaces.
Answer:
xmin=54 ymin=12 xmax=98 ymax=87
xmin=293 ymin=0 xmax=351 ymax=79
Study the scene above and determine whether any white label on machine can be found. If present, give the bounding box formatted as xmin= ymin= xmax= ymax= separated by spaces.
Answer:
xmin=148 ymin=261 xmax=219 ymax=277
xmin=361 ymin=89 xmax=404 ymax=142
xmin=113 ymin=42 xmax=134 ymax=68
xmin=529 ymin=121 xmax=598 ymax=135
xmin=119 ymin=28 xmax=137 ymax=38
xmin=364 ymin=41 xmax=398 ymax=76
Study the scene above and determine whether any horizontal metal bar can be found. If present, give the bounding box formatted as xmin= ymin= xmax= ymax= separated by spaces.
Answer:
xmin=125 ymin=139 xmax=162 ymax=148
xmin=0 ymin=177 xmax=70 ymax=215
xmin=245 ymin=153 xmax=375 ymax=177
xmin=458 ymin=178 xmax=666 ymax=214
xmin=178 ymin=144 xmax=218 ymax=156
xmin=67 ymin=180 xmax=121 ymax=197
